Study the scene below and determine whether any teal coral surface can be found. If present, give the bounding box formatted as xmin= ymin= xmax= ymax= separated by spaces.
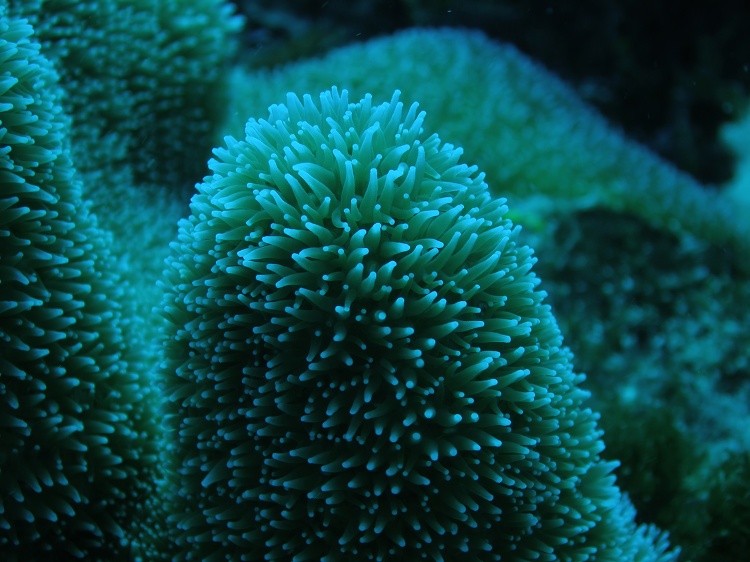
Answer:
xmin=0 ymin=1 xmax=747 ymax=560
xmin=161 ymin=88 xmax=674 ymax=561
xmin=0 ymin=8 xmax=161 ymax=559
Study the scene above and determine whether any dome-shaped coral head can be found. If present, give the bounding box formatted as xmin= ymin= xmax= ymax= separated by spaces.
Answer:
xmin=162 ymin=88 xmax=611 ymax=561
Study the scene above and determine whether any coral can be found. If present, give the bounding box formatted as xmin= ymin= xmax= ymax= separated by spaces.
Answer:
xmin=2 ymin=1 xmax=748 ymax=559
xmin=0 ymin=0 xmax=241 ymax=558
xmin=3 ymin=0 xmax=243 ymax=353
xmin=6 ymin=0 xmax=242 ymax=190
xmin=0 ymin=8 xmax=162 ymax=559
xmin=218 ymin=32 xmax=750 ymax=557
xmin=220 ymin=28 xmax=750 ymax=272
xmin=531 ymin=208 xmax=750 ymax=562
xmin=720 ymin=105 xmax=750 ymax=214
xmin=2 ymin=0 xmax=244 ymax=418
xmin=160 ymin=88 xmax=677 ymax=561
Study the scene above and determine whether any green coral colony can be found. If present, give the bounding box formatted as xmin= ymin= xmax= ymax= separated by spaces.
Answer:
xmin=162 ymin=89 xmax=672 ymax=560
xmin=1 ymin=1 xmax=748 ymax=560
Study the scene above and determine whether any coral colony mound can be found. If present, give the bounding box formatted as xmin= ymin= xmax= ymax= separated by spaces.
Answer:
xmin=160 ymin=88 xmax=676 ymax=561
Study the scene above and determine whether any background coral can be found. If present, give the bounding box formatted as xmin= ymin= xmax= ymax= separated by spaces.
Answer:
xmin=0 ymin=8 xmax=162 ymax=559
xmin=220 ymin=29 xmax=750 ymax=272
xmin=234 ymin=0 xmax=750 ymax=185
xmin=7 ymin=0 xmax=242 ymax=190
xmin=532 ymin=210 xmax=750 ymax=561
xmin=4 ymin=0 xmax=244 ymax=417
